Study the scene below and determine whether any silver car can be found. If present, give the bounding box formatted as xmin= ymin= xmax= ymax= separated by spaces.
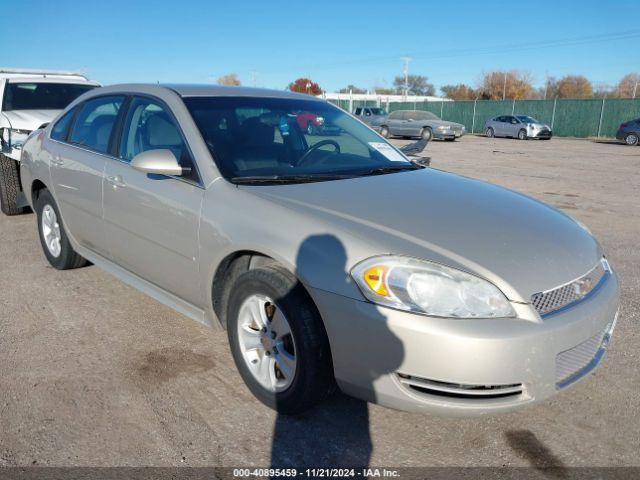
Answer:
xmin=485 ymin=115 xmax=553 ymax=140
xmin=20 ymin=85 xmax=618 ymax=416
xmin=380 ymin=110 xmax=465 ymax=141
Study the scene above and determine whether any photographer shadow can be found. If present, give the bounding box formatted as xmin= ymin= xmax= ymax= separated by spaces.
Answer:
xmin=270 ymin=234 xmax=404 ymax=468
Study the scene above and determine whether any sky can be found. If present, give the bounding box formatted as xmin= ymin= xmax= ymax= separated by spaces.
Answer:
xmin=2 ymin=0 xmax=639 ymax=94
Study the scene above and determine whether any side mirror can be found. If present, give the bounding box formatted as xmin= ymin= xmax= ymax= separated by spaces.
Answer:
xmin=131 ymin=149 xmax=182 ymax=176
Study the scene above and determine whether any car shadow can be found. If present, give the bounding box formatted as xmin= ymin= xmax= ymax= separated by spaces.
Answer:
xmin=505 ymin=430 xmax=569 ymax=479
xmin=270 ymin=234 xmax=404 ymax=469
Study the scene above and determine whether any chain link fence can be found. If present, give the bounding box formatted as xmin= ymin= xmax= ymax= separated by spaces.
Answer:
xmin=328 ymin=97 xmax=640 ymax=138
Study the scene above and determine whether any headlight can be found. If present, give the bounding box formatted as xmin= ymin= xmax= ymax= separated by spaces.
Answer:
xmin=437 ymin=125 xmax=451 ymax=131
xmin=351 ymin=256 xmax=515 ymax=318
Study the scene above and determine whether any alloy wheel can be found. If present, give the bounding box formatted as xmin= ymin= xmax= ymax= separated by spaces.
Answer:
xmin=236 ymin=294 xmax=297 ymax=393
xmin=41 ymin=204 xmax=62 ymax=258
xmin=625 ymin=133 xmax=639 ymax=146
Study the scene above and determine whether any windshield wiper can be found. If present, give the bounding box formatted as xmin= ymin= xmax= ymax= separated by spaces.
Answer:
xmin=231 ymin=173 xmax=354 ymax=184
xmin=360 ymin=164 xmax=423 ymax=176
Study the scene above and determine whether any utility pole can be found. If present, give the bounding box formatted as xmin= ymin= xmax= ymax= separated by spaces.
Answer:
xmin=543 ymin=71 xmax=549 ymax=100
xmin=502 ymin=72 xmax=507 ymax=100
xmin=401 ymin=56 xmax=411 ymax=100
xmin=633 ymin=80 xmax=638 ymax=99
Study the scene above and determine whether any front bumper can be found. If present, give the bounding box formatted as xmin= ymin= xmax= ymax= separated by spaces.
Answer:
xmin=310 ymin=270 xmax=619 ymax=416
xmin=433 ymin=129 xmax=464 ymax=140
xmin=530 ymin=129 xmax=553 ymax=138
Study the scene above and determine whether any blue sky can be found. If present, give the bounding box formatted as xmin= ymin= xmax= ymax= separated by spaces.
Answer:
xmin=2 ymin=0 xmax=638 ymax=93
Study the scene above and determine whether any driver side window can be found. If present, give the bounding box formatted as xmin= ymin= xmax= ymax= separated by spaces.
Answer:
xmin=119 ymin=97 xmax=199 ymax=183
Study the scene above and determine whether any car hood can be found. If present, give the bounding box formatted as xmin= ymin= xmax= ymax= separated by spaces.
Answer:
xmin=1 ymin=110 xmax=60 ymax=131
xmin=432 ymin=119 xmax=464 ymax=129
xmin=246 ymin=168 xmax=601 ymax=302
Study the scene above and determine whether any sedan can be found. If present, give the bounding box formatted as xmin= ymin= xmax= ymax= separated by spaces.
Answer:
xmin=615 ymin=118 xmax=640 ymax=145
xmin=485 ymin=115 xmax=552 ymax=140
xmin=20 ymin=84 xmax=619 ymax=416
xmin=380 ymin=110 xmax=465 ymax=141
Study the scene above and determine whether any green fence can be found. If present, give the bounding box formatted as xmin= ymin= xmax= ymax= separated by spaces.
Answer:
xmin=328 ymin=98 xmax=640 ymax=138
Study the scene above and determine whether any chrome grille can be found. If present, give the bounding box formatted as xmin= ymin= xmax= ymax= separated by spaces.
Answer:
xmin=556 ymin=316 xmax=616 ymax=388
xmin=531 ymin=260 xmax=608 ymax=317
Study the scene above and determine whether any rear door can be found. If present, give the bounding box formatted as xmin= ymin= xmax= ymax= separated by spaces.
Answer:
xmin=49 ymin=95 xmax=125 ymax=257
xmin=102 ymin=95 xmax=205 ymax=307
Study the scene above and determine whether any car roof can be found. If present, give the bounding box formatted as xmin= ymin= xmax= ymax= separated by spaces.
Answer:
xmin=165 ymin=84 xmax=319 ymax=100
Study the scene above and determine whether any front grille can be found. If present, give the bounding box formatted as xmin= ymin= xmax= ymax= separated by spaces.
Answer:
xmin=531 ymin=260 xmax=609 ymax=317
xmin=556 ymin=316 xmax=616 ymax=388
xmin=397 ymin=374 xmax=523 ymax=400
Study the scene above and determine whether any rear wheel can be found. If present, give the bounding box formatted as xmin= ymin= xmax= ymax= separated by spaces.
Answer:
xmin=35 ymin=189 xmax=87 ymax=270
xmin=421 ymin=127 xmax=433 ymax=141
xmin=227 ymin=265 xmax=334 ymax=414
xmin=485 ymin=127 xmax=495 ymax=138
xmin=0 ymin=154 xmax=26 ymax=216
xmin=624 ymin=133 xmax=639 ymax=146
xmin=518 ymin=129 xmax=528 ymax=140
xmin=380 ymin=126 xmax=389 ymax=138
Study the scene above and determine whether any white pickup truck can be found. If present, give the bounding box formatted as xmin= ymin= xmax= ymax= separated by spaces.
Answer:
xmin=0 ymin=69 xmax=99 ymax=215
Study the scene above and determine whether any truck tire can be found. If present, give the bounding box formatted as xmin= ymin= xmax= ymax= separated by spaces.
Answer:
xmin=0 ymin=154 xmax=26 ymax=216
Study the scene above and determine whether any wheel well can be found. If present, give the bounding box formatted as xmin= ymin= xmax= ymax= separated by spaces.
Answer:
xmin=211 ymin=251 xmax=280 ymax=327
xmin=31 ymin=179 xmax=48 ymax=201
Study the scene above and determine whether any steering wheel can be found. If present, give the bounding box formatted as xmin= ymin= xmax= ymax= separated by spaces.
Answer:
xmin=296 ymin=140 xmax=341 ymax=167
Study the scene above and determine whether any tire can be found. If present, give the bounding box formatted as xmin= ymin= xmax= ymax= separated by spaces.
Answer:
xmin=624 ymin=133 xmax=639 ymax=146
xmin=0 ymin=154 xmax=26 ymax=216
xmin=518 ymin=129 xmax=528 ymax=140
xmin=421 ymin=127 xmax=433 ymax=141
xmin=485 ymin=127 xmax=494 ymax=138
xmin=35 ymin=189 xmax=87 ymax=270
xmin=380 ymin=126 xmax=390 ymax=138
xmin=227 ymin=265 xmax=334 ymax=415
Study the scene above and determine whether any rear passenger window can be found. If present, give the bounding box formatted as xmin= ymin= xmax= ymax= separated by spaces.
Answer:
xmin=69 ymin=96 xmax=124 ymax=153
xmin=50 ymin=107 xmax=76 ymax=141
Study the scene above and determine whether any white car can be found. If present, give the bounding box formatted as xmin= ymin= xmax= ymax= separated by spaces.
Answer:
xmin=0 ymin=69 xmax=99 ymax=215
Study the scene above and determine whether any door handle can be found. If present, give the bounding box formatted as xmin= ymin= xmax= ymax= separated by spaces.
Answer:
xmin=51 ymin=156 xmax=64 ymax=166
xmin=106 ymin=175 xmax=126 ymax=188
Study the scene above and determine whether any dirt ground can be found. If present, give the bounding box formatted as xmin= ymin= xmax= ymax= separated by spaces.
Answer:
xmin=0 ymin=136 xmax=638 ymax=469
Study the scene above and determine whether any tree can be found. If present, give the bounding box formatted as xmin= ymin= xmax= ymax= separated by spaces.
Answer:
xmin=217 ymin=73 xmax=241 ymax=86
xmin=616 ymin=73 xmax=640 ymax=98
xmin=556 ymin=75 xmax=593 ymax=98
xmin=338 ymin=84 xmax=367 ymax=94
xmin=478 ymin=70 xmax=534 ymax=100
xmin=288 ymin=77 xmax=322 ymax=95
xmin=440 ymin=84 xmax=476 ymax=100
xmin=392 ymin=75 xmax=435 ymax=96
xmin=373 ymin=86 xmax=395 ymax=95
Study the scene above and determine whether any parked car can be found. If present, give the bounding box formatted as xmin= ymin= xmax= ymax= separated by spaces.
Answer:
xmin=294 ymin=111 xmax=340 ymax=135
xmin=0 ymin=68 xmax=99 ymax=215
xmin=21 ymin=84 xmax=619 ymax=416
xmin=485 ymin=115 xmax=552 ymax=140
xmin=379 ymin=110 xmax=465 ymax=141
xmin=353 ymin=106 xmax=387 ymax=131
xmin=615 ymin=118 xmax=640 ymax=145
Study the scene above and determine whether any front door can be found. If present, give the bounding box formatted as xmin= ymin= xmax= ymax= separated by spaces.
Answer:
xmin=102 ymin=96 xmax=204 ymax=307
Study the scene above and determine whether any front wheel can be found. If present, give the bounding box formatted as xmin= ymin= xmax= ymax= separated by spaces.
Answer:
xmin=624 ymin=133 xmax=639 ymax=146
xmin=227 ymin=265 xmax=334 ymax=415
xmin=380 ymin=126 xmax=390 ymax=138
xmin=35 ymin=189 xmax=87 ymax=270
xmin=0 ymin=154 xmax=26 ymax=216
xmin=485 ymin=127 xmax=495 ymax=138
xmin=518 ymin=129 xmax=528 ymax=140
xmin=421 ymin=127 xmax=433 ymax=141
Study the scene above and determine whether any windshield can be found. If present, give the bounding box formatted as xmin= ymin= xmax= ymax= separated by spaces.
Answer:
xmin=516 ymin=115 xmax=539 ymax=124
xmin=184 ymin=96 xmax=417 ymax=184
xmin=2 ymin=82 xmax=96 ymax=111
xmin=368 ymin=108 xmax=386 ymax=115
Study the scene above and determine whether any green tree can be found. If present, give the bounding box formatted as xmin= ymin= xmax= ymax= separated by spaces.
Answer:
xmin=392 ymin=75 xmax=435 ymax=96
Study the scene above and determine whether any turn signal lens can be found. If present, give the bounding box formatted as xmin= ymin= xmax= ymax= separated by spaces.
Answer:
xmin=363 ymin=265 xmax=389 ymax=297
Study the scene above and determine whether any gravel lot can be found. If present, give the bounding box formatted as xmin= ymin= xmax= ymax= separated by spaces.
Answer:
xmin=0 ymin=136 xmax=638 ymax=469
